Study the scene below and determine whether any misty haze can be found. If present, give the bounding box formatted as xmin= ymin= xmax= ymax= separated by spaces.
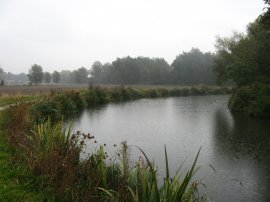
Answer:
xmin=0 ymin=0 xmax=270 ymax=202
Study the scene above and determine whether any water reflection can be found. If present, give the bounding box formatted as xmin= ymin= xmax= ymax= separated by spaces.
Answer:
xmin=213 ymin=109 xmax=270 ymax=160
xmin=211 ymin=108 xmax=270 ymax=201
xmin=69 ymin=95 xmax=270 ymax=201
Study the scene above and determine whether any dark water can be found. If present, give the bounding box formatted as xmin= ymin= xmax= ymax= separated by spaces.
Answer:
xmin=69 ymin=95 xmax=270 ymax=201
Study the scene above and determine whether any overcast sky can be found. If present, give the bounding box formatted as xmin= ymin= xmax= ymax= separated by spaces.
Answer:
xmin=0 ymin=0 xmax=266 ymax=74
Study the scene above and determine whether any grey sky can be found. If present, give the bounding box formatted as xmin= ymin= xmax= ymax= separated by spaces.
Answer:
xmin=0 ymin=0 xmax=266 ymax=74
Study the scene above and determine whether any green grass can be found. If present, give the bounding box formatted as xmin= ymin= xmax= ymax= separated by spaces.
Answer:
xmin=0 ymin=95 xmax=39 ymax=107
xmin=0 ymin=133 xmax=45 ymax=202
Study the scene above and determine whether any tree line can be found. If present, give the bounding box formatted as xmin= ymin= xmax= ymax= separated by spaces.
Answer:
xmin=10 ymin=48 xmax=214 ymax=86
xmin=90 ymin=48 xmax=215 ymax=85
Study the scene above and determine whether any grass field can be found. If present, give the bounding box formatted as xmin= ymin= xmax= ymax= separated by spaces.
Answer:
xmin=0 ymin=84 xmax=89 ymax=96
xmin=0 ymin=84 xmax=231 ymax=108
xmin=0 ymin=84 xmax=229 ymax=95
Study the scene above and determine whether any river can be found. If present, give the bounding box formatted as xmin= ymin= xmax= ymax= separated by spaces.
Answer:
xmin=68 ymin=95 xmax=270 ymax=201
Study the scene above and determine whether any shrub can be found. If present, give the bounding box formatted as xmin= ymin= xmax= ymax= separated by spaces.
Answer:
xmin=30 ymin=100 xmax=60 ymax=123
xmin=67 ymin=91 xmax=87 ymax=111
xmin=229 ymin=83 xmax=270 ymax=118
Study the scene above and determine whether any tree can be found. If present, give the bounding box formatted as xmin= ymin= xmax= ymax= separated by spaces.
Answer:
xmin=213 ymin=5 xmax=270 ymax=117
xmin=214 ymin=10 xmax=270 ymax=86
xmin=28 ymin=64 xmax=43 ymax=85
xmin=52 ymin=71 xmax=60 ymax=83
xmin=43 ymin=72 xmax=51 ymax=84
xmin=0 ymin=68 xmax=4 ymax=78
xmin=0 ymin=68 xmax=4 ymax=86
xmin=73 ymin=67 xmax=89 ymax=84
xmin=171 ymin=48 xmax=215 ymax=85
xmin=89 ymin=57 xmax=171 ymax=85
xmin=90 ymin=61 xmax=104 ymax=83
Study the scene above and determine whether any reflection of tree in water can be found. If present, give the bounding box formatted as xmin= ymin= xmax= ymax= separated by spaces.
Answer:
xmin=212 ymin=108 xmax=270 ymax=201
xmin=213 ymin=108 xmax=270 ymax=161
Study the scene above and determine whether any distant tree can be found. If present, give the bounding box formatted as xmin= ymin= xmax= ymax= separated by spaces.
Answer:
xmin=43 ymin=72 xmax=51 ymax=84
xmin=73 ymin=67 xmax=89 ymax=84
xmin=52 ymin=71 xmax=60 ymax=83
xmin=171 ymin=48 xmax=215 ymax=85
xmin=0 ymin=68 xmax=4 ymax=86
xmin=90 ymin=61 xmax=103 ymax=83
xmin=89 ymin=57 xmax=171 ymax=85
xmin=27 ymin=64 xmax=43 ymax=85
xmin=4 ymin=72 xmax=28 ymax=85
xmin=59 ymin=70 xmax=73 ymax=83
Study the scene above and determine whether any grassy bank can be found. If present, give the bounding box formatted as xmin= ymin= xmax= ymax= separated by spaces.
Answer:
xmin=0 ymin=85 xmax=230 ymax=201
xmin=0 ymin=133 xmax=46 ymax=202
xmin=29 ymin=85 xmax=231 ymax=122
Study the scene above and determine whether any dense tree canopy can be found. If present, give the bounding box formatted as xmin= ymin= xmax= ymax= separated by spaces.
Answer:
xmin=171 ymin=48 xmax=215 ymax=85
xmin=28 ymin=64 xmax=43 ymax=85
xmin=214 ymin=9 xmax=270 ymax=86
xmin=90 ymin=57 xmax=172 ymax=84
xmin=214 ymin=3 xmax=270 ymax=117
xmin=89 ymin=54 xmax=215 ymax=85
xmin=73 ymin=67 xmax=89 ymax=84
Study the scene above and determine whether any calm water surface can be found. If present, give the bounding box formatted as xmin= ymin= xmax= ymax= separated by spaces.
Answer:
xmin=69 ymin=95 xmax=270 ymax=201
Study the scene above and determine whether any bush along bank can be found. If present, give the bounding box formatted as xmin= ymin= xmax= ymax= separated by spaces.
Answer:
xmin=228 ymin=83 xmax=270 ymax=118
xmin=0 ymin=85 xmax=231 ymax=201
xmin=30 ymin=85 xmax=232 ymax=123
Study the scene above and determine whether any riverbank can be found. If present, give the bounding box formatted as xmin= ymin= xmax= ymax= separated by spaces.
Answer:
xmin=0 ymin=84 xmax=230 ymax=105
xmin=0 ymin=85 xmax=231 ymax=201
xmin=228 ymin=83 xmax=270 ymax=118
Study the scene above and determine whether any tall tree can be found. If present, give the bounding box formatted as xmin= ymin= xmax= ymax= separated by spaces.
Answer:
xmin=214 ymin=10 xmax=270 ymax=86
xmin=89 ymin=57 xmax=171 ymax=85
xmin=90 ymin=61 xmax=104 ymax=83
xmin=213 ymin=4 xmax=270 ymax=117
xmin=43 ymin=72 xmax=51 ymax=84
xmin=28 ymin=64 xmax=43 ymax=85
xmin=73 ymin=67 xmax=89 ymax=84
xmin=52 ymin=71 xmax=60 ymax=83
xmin=0 ymin=67 xmax=4 ymax=86
xmin=171 ymin=48 xmax=215 ymax=85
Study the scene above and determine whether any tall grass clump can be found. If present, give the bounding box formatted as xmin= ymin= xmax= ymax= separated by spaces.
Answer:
xmin=94 ymin=143 xmax=205 ymax=202
xmin=84 ymin=86 xmax=110 ymax=107
xmin=26 ymin=120 xmax=84 ymax=200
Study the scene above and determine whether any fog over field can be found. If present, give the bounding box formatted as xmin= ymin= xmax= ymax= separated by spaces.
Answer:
xmin=0 ymin=0 xmax=265 ymax=73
